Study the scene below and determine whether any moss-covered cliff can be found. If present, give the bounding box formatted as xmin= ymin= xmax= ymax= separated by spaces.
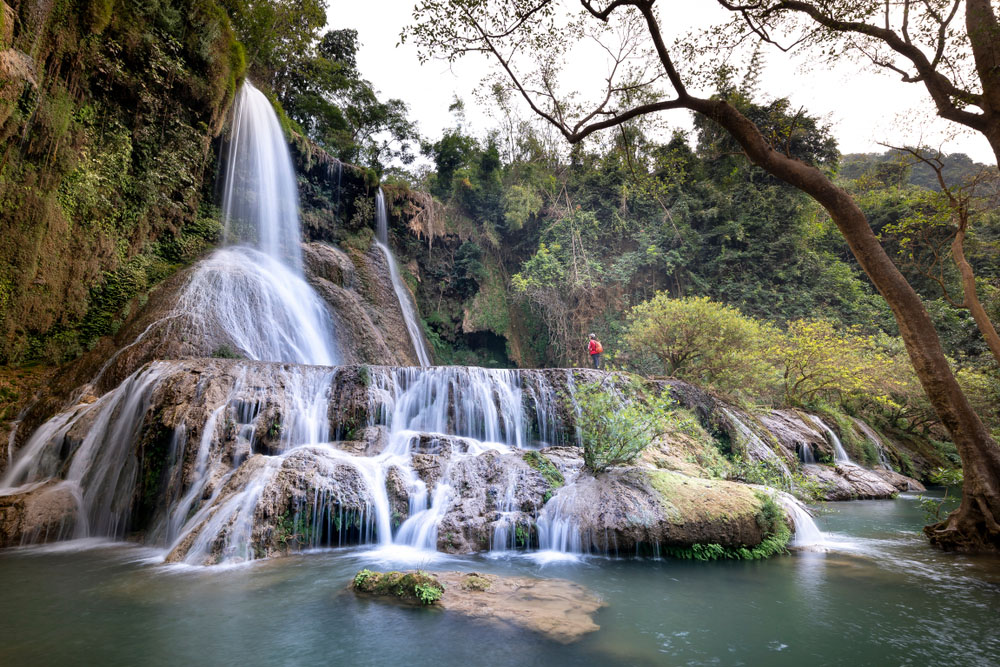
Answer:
xmin=0 ymin=0 xmax=244 ymax=365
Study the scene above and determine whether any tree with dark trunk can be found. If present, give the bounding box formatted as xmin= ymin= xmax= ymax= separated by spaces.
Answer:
xmin=405 ymin=0 xmax=1000 ymax=551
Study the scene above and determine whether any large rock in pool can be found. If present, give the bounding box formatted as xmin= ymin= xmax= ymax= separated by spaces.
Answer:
xmin=351 ymin=569 xmax=604 ymax=643
xmin=538 ymin=468 xmax=782 ymax=554
xmin=0 ymin=481 xmax=78 ymax=547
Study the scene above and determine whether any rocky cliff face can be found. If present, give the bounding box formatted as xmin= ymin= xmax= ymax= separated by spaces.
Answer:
xmin=0 ymin=0 xmax=244 ymax=366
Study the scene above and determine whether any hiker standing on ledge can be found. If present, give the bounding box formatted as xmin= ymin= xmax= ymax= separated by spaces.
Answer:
xmin=587 ymin=333 xmax=603 ymax=369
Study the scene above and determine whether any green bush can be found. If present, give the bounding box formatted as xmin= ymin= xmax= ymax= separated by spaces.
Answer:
xmin=575 ymin=379 xmax=677 ymax=473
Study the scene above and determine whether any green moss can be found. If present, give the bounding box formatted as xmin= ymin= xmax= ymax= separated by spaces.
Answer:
xmin=0 ymin=0 xmax=240 ymax=366
xmin=522 ymin=451 xmax=564 ymax=501
xmin=211 ymin=344 xmax=243 ymax=359
xmin=662 ymin=491 xmax=790 ymax=560
xmin=646 ymin=469 xmax=758 ymax=524
xmin=351 ymin=569 xmax=445 ymax=606
xmin=461 ymin=574 xmax=492 ymax=591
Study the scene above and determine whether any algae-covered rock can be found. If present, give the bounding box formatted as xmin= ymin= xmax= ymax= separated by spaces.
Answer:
xmin=541 ymin=468 xmax=772 ymax=553
xmin=351 ymin=569 xmax=444 ymax=605
xmin=350 ymin=570 xmax=604 ymax=643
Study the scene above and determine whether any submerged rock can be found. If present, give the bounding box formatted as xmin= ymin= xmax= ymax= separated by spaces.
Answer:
xmin=351 ymin=569 xmax=604 ymax=643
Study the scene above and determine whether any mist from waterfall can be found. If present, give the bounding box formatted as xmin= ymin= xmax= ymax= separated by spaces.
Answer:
xmin=180 ymin=80 xmax=338 ymax=365
xmin=374 ymin=187 xmax=432 ymax=367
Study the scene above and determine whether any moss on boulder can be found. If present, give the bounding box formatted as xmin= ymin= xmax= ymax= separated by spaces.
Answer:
xmin=352 ymin=569 xmax=444 ymax=605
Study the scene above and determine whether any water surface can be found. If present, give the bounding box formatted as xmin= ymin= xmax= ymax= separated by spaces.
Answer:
xmin=2 ymin=492 xmax=997 ymax=666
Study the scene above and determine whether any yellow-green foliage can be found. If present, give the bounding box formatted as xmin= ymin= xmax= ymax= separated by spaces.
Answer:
xmin=624 ymin=292 xmax=934 ymax=428
xmin=624 ymin=293 xmax=779 ymax=397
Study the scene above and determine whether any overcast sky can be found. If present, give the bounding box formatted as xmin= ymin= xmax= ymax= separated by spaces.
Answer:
xmin=329 ymin=1 xmax=994 ymax=164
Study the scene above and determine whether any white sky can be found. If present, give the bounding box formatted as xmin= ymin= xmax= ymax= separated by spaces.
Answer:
xmin=329 ymin=1 xmax=995 ymax=164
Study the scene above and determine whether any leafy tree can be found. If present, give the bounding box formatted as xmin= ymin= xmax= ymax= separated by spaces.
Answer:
xmin=624 ymin=294 xmax=778 ymax=398
xmin=279 ymin=29 xmax=420 ymax=171
xmin=718 ymin=0 xmax=1000 ymax=167
xmin=422 ymin=129 xmax=478 ymax=198
xmin=219 ymin=0 xmax=326 ymax=88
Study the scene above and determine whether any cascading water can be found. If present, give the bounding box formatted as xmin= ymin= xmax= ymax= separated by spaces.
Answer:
xmin=179 ymin=81 xmax=338 ymax=365
xmin=360 ymin=367 xmax=537 ymax=551
xmin=807 ymin=415 xmax=853 ymax=464
xmin=775 ymin=491 xmax=826 ymax=548
xmin=722 ymin=408 xmax=793 ymax=484
xmin=374 ymin=187 xmax=432 ymax=367
xmin=0 ymin=363 xmax=172 ymax=538
xmin=852 ymin=418 xmax=892 ymax=469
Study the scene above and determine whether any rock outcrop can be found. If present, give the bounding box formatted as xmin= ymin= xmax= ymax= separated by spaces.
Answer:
xmin=351 ymin=569 xmax=604 ymax=643
xmin=0 ymin=481 xmax=78 ymax=547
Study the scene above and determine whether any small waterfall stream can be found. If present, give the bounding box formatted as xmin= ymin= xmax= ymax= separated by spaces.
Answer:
xmin=375 ymin=188 xmax=432 ymax=367
xmin=807 ymin=415 xmax=854 ymax=464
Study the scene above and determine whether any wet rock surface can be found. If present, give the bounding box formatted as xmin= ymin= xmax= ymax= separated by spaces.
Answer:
xmin=801 ymin=463 xmax=900 ymax=500
xmin=351 ymin=570 xmax=604 ymax=643
xmin=0 ymin=481 xmax=78 ymax=547
xmin=1 ymin=357 xmax=930 ymax=563
xmin=543 ymin=468 xmax=768 ymax=552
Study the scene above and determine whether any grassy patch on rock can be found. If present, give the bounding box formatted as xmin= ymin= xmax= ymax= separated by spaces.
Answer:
xmin=522 ymin=451 xmax=564 ymax=502
xmin=352 ymin=569 xmax=444 ymax=605
xmin=645 ymin=469 xmax=759 ymax=525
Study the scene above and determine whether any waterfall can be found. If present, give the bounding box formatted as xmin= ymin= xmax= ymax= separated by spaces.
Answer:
xmin=721 ymin=408 xmax=793 ymax=484
xmin=775 ymin=491 xmax=826 ymax=548
xmin=535 ymin=484 xmax=584 ymax=553
xmin=0 ymin=363 xmax=172 ymax=538
xmin=852 ymin=418 xmax=892 ymax=469
xmin=221 ymin=82 xmax=305 ymax=268
xmin=374 ymin=187 xmax=432 ymax=367
xmin=807 ymin=415 xmax=853 ymax=464
xmin=178 ymin=81 xmax=338 ymax=365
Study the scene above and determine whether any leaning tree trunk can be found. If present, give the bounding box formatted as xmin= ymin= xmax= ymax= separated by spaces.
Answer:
xmin=688 ymin=97 xmax=1000 ymax=552
xmin=952 ymin=227 xmax=1000 ymax=367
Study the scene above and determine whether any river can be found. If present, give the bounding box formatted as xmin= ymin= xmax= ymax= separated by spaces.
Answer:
xmin=1 ymin=491 xmax=997 ymax=666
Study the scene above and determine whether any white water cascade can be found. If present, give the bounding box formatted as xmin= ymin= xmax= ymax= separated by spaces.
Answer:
xmin=807 ymin=415 xmax=854 ymax=464
xmin=374 ymin=187 xmax=432 ymax=367
xmin=852 ymin=418 xmax=892 ymax=469
xmin=721 ymin=408 xmax=793 ymax=484
xmin=362 ymin=367 xmax=532 ymax=551
xmin=775 ymin=491 xmax=826 ymax=548
xmin=179 ymin=81 xmax=338 ymax=365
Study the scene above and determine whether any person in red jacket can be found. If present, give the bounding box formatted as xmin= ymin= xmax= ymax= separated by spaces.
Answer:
xmin=587 ymin=333 xmax=603 ymax=369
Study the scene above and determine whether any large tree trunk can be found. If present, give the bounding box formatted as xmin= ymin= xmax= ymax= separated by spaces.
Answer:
xmin=967 ymin=0 xmax=1000 ymax=165
xmin=688 ymin=97 xmax=1000 ymax=552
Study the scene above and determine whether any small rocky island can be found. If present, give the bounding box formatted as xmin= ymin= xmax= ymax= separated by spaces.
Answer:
xmin=351 ymin=569 xmax=605 ymax=643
